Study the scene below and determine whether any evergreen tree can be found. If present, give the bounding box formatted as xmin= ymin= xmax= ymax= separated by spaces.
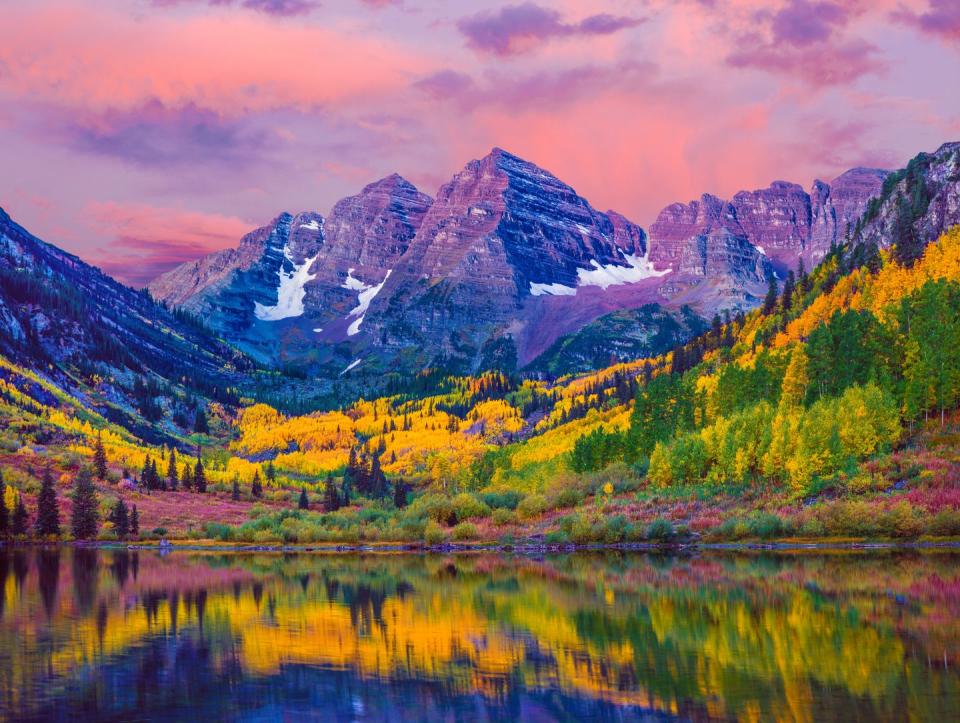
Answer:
xmin=130 ymin=505 xmax=139 ymax=537
xmin=167 ymin=448 xmax=179 ymax=490
xmin=109 ymin=498 xmax=129 ymax=539
xmin=93 ymin=432 xmax=108 ymax=480
xmin=34 ymin=468 xmax=61 ymax=537
xmin=71 ymin=468 xmax=99 ymax=540
xmin=781 ymin=271 xmax=796 ymax=313
xmin=393 ymin=479 xmax=408 ymax=509
xmin=181 ymin=462 xmax=193 ymax=491
xmin=892 ymin=193 xmax=924 ymax=268
xmin=232 ymin=475 xmax=241 ymax=501
xmin=251 ymin=470 xmax=263 ymax=498
xmin=340 ymin=478 xmax=351 ymax=507
xmin=194 ymin=407 xmax=209 ymax=434
xmin=194 ymin=456 xmax=206 ymax=493
xmin=0 ymin=469 xmax=8 ymax=538
xmin=12 ymin=496 xmax=28 ymax=537
xmin=298 ymin=487 xmax=309 ymax=510
xmin=322 ymin=474 xmax=340 ymax=512
xmin=265 ymin=461 xmax=276 ymax=483
xmin=762 ymin=274 xmax=779 ymax=315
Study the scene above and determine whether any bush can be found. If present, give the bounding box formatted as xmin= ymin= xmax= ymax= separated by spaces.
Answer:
xmin=646 ymin=517 xmax=675 ymax=541
xmin=424 ymin=521 xmax=447 ymax=545
xmin=547 ymin=483 xmax=586 ymax=510
xmin=152 ymin=527 xmax=168 ymax=537
xmin=451 ymin=522 xmax=479 ymax=541
xmin=491 ymin=508 xmax=514 ymax=526
xmin=747 ymin=512 xmax=786 ymax=539
xmin=544 ymin=529 xmax=569 ymax=544
xmin=406 ymin=494 xmax=457 ymax=525
xmin=516 ymin=493 xmax=548 ymax=519
xmin=481 ymin=488 xmax=523 ymax=510
xmin=203 ymin=522 xmax=235 ymax=541
xmin=451 ymin=493 xmax=491 ymax=521
xmin=929 ymin=509 xmax=960 ymax=536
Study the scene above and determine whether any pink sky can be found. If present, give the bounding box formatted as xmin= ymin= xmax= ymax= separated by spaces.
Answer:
xmin=1 ymin=0 xmax=958 ymax=285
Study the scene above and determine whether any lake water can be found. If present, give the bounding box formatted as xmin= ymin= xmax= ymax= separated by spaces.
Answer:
xmin=0 ymin=548 xmax=957 ymax=721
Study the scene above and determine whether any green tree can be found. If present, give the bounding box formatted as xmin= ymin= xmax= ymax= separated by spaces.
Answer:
xmin=779 ymin=345 xmax=810 ymax=409
xmin=251 ymin=470 xmax=263 ymax=498
xmin=0 ymin=469 xmax=8 ymax=538
xmin=194 ymin=407 xmax=209 ymax=434
xmin=323 ymin=474 xmax=340 ymax=512
xmin=298 ymin=487 xmax=309 ymax=510
xmin=109 ymin=498 xmax=129 ymax=539
xmin=762 ymin=274 xmax=779 ymax=315
xmin=393 ymin=479 xmax=408 ymax=510
xmin=265 ymin=461 xmax=276 ymax=483
xmin=71 ymin=468 xmax=99 ymax=540
xmin=130 ymin=505 xmax=139 ymax=537
xmin=93 ymin=432 xmax=108 ymax=480
xmin=231 ymin=475 xmax=241 ymax=501
xmin=34 ymin=468 xmax=61 ymax=537
xmin=166 ymin=448 xmax=179 ymax=490
xmin=12 ymin=496 xmax=28 ymax=537
xmin=194 ymin=456 xmax=206 ymax=493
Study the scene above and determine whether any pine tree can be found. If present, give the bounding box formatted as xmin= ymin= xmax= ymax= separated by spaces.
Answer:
xmin=251 ymin=470 xmax=263 ymax=498
xmin=322 ymin=474 xmax=340 ymax=512
xmin=265 ymin=461 xmax=276 ymax=483
xmin=181 ymin=462 xmax=193 ymax=491
xmin=12 ymin=496 xmax=28 ymax=537
xmin=110 ymin=498 xmax=129 ymax=539
xmin=71 ymin=468 xmax=99 ymax=540
xmin=298 ymin=488 xmax=309 ymax=510
xmin=340 ymin=478 xmax=351 ymax=508
xmin=167 ymin=448 xmax=179 ymax=490
xmin=0 ymin=469 xmax=8 ymax=538
xmin=393 ymin=479 xmax=408 ymax=509
xmin=762 ymin=274 xmax=779 ymax=315
xmin=781 ymin=271 xmax=795 ymax=313
xmin=130 ymin=505 xmax=139 ymax=537
xmin=194 ymin=407 xmax=209 ymax=434
xmin=194 ymin=456 xmax=206 ymax=494
xmin=34 ymin=468 xmax=61 ymax=537
xmin=93 ymin=432 xmax=108 ymax=480
xmin=232 ymin=476 xmax=241 ymax=501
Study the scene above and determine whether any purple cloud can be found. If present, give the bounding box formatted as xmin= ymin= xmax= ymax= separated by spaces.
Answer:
xmin=893 ymin=0 xmax=960 ymax=42
xmin=457 ymin=3 xmax=643 ymax=56
xmin=150 ymin=0 xmax=319 ymax=16
xmin=54 ymin=101 xmax=278 ymax=168
xmin=413 ymin=70 xmax=476 ymax=100
xmin=771 ymin=0 xmax=849 ymax=46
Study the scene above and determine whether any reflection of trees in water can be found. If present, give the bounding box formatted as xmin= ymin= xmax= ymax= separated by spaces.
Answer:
xmin=37 ymin=548 xmax=60 ymax=618
xmin=72 ymin=548 xmax=98 ymax=615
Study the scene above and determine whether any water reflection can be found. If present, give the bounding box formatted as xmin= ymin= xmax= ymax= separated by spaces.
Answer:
xmin=0 ymin=548 xmax=958 ymax=721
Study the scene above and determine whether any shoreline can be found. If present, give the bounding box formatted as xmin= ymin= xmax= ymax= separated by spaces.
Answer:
xmin=4 ymin=538 xmax=960 ymax=554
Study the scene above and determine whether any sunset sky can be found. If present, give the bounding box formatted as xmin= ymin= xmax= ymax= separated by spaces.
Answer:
xmin=1 ymin=0 xmax=958 ymax=285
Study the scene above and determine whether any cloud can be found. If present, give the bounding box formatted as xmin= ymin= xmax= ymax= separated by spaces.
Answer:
xmin=893 ymin=0 xmax=960 ymax=42
xmin=457 ymin=3 xmax=643 ymax=56
xmin=724 ymin=0 xmax=882 ymax=87
xmin=83 ymin=201 xmax=252 ymax=286
xmin=52 ymin=101 xmax=279 ymax=168
xmin=150 ymin=0 xmax=320 ymax=16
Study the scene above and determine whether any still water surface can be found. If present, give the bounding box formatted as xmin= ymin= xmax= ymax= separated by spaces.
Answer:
xmin=0 ymin=548 xmax=958 ymax=721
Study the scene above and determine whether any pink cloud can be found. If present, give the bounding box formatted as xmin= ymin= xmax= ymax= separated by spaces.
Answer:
xmin=83 ymin=201 xmax=253 ymax=285
xmin=893 ymin=0 xmax=960 ymax=42
xmin=457 ymin=3 xmax=643 ymax=56
xmin=151 ymin=0 xmax=320 ymax=15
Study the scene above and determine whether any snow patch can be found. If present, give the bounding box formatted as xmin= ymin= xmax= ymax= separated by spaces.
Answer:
xmin=313 ymin=327 xmax=323 ymax=333
xmin=341 ymin=358 xmax=362 ymax=375
xmin=299 ymin=219 xmax=321 ymax=231
xmin=576 ymin=251 xmax=671 ymax=290
xmin=345 ymin=269 xmax=392 ymax=336
xmin=530 ymin=281 xmax=577 ymax=297
xmin=575 ymin=223 xmax=592 ymax=236
xmin=755 ymin=245 xmax=766 ymax=256
xmin=253 ymin=246 xmax=318 ymax=321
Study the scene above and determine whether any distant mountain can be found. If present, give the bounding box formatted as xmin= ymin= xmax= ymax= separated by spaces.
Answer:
xmin=139 ymin=142 xmax=956 ymax=382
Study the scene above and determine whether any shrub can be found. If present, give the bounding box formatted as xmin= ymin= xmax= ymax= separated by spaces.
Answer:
xmin=516 ymin=493 xmax=548 ymax=519
xmin=747 ymin=512 xmax=786 ymax=539
xmin=544 ymin=529 xmax=569 ymax=544
xmin=547 ymin=483 xmax=586 ymax=510
xmin=406 ymin=494 xmax=456 ymax=525
xmin=451 ymin=493 xmax=491 ymax=521
xmin=152 ymin=527 xmax=168 ymax=537
xmin=646 ymin=517 xmax=675 ymax=541
xmin=203 ymin=522 xmax=235 ymax=541
xmin=424 ymin=521 xmax=447 ymax=545
xmin=491 ymin=508 xmax=514 ymax=526
xmin=451 ymin=522 xmax=479 ymax=541
xmin=929 ymin=509 xmax=960 ymax=536
xmin=879 ymin=501 xmax=923 ymax=538
xmin=481 ymin=488 xmax=523 ymax=510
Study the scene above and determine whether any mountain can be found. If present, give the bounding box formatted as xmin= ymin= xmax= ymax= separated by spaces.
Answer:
xmin=0 ymin=207 xmax=252 ymax=443
xmin=145 ymin=143 xmax=960 ymax=385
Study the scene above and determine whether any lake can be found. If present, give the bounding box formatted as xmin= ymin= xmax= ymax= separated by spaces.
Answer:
xmin=0 ymin=548 xmax=957 ymax=721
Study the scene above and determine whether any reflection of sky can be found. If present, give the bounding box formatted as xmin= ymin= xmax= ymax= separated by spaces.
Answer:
xmin=0 ymin=1 xmax=957 ymax=286
xmin=2 ymin=550 xmax=960 ymax=720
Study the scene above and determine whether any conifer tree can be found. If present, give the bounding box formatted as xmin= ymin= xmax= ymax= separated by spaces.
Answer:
xmin=762 ymin=274 xmax=779 ymax=315
xmin=12 ymin=496 xmax=28 ymax=537
xmin=110 ymin=498 xmax=129 ymax=539
xmin=34 ymin=468 xmax=61 ymax=537
xmin=167 ymin=448 xmax=179 ymax=490
xmin=130 ymin=505 xmax=139 ymax=537
xmin=322 ymin=474 xmax=340 ymax=512
xmin=194 ymin=455 xmax=206 ymax=494
xmin=194 ymin=407 xmax=209 ymax=434
xmin=266 ymin=461 xmax=276 ymax=483
xmin=393 ymin=479 xmax=408 ymax=510
xmin=71 ymin=468 xmax=99 ymax=540
xmin=298 ymin=487 xmax=309 ymax=510
xmin=232 ymin=475 xmax=241 ymax=501
xmin=93 ymin=432 xmax=108 ymax=480
xmin=0 ymin=469 xmax=8 ymax=538
xmin=181 ymin=462 xmax=193 ymax=491
xmin=251 ymin=470 xmax=263 ymax=498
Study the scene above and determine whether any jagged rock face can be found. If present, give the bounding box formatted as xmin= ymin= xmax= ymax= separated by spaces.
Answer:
xmin=362 ymin=149 xmax=656 ymax=367
xmin=649 ymin=168 xmax=888 ymax=277
xmin=859 ymin=142 xmax=960 ymax=251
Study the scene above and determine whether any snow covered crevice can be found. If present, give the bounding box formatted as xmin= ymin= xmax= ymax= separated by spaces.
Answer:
xmin=254 ymin=246 xmax=318 ymax=321
xmin=343 ymin=268 xmax=391 ymax=336
xmin=529 ymin=249 xmax=671 ymax=297
xmin=340 ymin=358 xmax=362 ymax=375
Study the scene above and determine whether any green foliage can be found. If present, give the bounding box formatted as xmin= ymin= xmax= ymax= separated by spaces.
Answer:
xmin=451 ymin=522 xmax=479 ymax=541
xmin=450 ymin=493 xmax=490 ymax=521
xmin=34 ymin=468 xmax=61 ymax=537
xmin=645 ymin=518 xmax=675 ymax=541
xmin=424 ymin=520 xmax=446 ymax=545
xmin=480 ymin=488 xmax=522 ymax=510
xmin=516 ymin=493 xmax=548 ymax=519
xmin=70 ymin=467 xmax=99 ymax=540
